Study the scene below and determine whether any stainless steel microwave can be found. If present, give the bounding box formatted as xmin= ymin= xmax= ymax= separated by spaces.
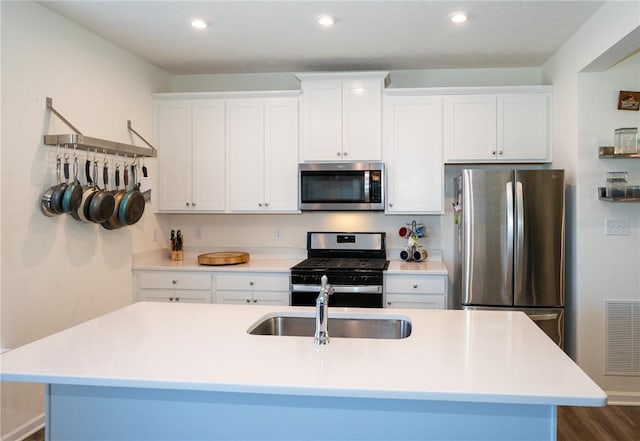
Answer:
xmin=298 ymin=162 xmax=385 ymax=211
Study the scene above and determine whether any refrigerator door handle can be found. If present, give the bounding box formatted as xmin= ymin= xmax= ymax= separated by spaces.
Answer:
xmin=515 ymin=181 xmax=525 ymax=296
xmin=506 ymin=181 xmax=514 ymax=286
xmin=527 ymin=313 xmax=559 ymax=321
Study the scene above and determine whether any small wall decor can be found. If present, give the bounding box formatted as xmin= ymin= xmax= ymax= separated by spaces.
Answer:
xmin=617 ymin=90 xmax=640 ymax=111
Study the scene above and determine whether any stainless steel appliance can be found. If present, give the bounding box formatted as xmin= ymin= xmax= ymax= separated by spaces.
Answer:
xmin=454 ymin=169 xmax=565 ymax=347
xmin=290 ymin=232 xmax=389 ymax=308
xmin=298 ymin=162 xmax=384 ymax=211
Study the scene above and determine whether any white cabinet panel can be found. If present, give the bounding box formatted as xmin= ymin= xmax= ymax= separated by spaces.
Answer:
xmin=385 ymin=274 xmax=447 ymax=310
xmin=444 ymin=95 xmax=497 ymax=162
xmin=155 ymin=99 xmax=226 ymax=212
xmin=385 ymin=95 xmax=443 ymax=214
xmin=215 ymin=272 xmax=290 ymax=306
xmin=299 ymin=74 xmax=386 ymax=162
xmin=497 ymin=94 xmax=550 ymax=161
xmin=227 ymin=98 xmax=298 ymax=213
xmin=135 ymin=271 xmax=213 ymax=304
xmin=444 ymin=92 xmax=551 ymax=163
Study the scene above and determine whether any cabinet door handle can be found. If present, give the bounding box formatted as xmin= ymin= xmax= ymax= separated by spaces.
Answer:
xmin=498 ymin=151 xmax=503 ymax=156
xmin=253 ymin=299 xmax=258 ymax=303
xmin=343 ymin=152 xmax=348 ymax=157
xmin=389 ymin=203 xmax=393 ymax=208
xmin=172 ymin=280 xmax=177 ymax=285
xmin=258 ymin=203 xmax=263 ymax=207
xmin=192 ymin=202 xmax=196 ymax=207
xmin=186 ymin=202 xmax=190 ymax=207
xmin=175 ymin=297 xmax=180 ymax=302
xmin=169 ymin=297 xmax=174 ymax=302
xmin=387 ymin=301 xmax=392 ymax=306
xmin=413 ymin=284 xmax=418 ymax=289
xmin=492 ymin=151 xmax=496 ymax=156
xmin=246 ymin=298 xmax=251 ymax=303
xmin=249 ymin=281 xmax=254 ymax=286
xmin=264 ymin=202 xmax=269 ymax=207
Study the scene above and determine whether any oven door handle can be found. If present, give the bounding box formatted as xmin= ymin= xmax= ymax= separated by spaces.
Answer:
xmin=290 ymin=285 xmax=382 ymax=294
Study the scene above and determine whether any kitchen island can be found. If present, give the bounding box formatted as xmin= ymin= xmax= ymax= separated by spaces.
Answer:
xmin=0 ymin=302 xmax=605 ymax=440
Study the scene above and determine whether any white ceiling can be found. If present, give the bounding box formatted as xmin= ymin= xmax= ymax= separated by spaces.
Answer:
xmin=41 ymin=1 xmax=606 ymax=75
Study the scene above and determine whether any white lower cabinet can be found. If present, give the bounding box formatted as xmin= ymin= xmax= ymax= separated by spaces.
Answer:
xmin=135 ymin=271 xmax=213 ymax=303
xmin=384 ymin=274 xmax=447 ymax=309
xmin=215 ymin=273 xmax=290 ymax=306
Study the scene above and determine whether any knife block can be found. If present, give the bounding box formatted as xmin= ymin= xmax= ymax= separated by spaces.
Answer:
xmin=170 ymin=250 xmax=183 ymax=261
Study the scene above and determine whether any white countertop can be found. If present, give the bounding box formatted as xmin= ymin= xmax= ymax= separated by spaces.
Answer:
xmin=133 ymin=249 xmax=448 ymax=275
xmin=0 ymin=302 xmax=604 ymax=406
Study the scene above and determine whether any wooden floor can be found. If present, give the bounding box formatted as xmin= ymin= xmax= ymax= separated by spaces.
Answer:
xmin=557 ymin=405 xmax=640 ymax=441
xmin=22 ymin=405 xmax=639 ymax=440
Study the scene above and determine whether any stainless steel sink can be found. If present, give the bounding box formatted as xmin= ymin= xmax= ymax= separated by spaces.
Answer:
xmin=247 ymin=313 xmax=412 ymax=339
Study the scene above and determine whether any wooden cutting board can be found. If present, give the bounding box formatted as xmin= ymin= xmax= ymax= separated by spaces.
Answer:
xmin=197 ymin=251 xmax=250 ymax=266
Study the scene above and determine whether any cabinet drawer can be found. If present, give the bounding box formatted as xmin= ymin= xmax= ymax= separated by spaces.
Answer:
xmin=138 ymin=272 xmax=212 ymax=290
xmin=216 ymin=273 xmax=289 ymax=292
xmin=138 ymin=289 xmax=212 ymax=303
xmin=385 ymin=275 xmax=445 ymax=294
xmin=385 ymin=293 xmax=445 ymax=310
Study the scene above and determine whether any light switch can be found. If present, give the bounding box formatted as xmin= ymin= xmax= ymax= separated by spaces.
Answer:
xmin=605 ymin=218 xmax=630 ymax=236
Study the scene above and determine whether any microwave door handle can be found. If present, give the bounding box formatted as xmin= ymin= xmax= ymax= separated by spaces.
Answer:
xmin=364 ymin=170 xmax=371 ymax=203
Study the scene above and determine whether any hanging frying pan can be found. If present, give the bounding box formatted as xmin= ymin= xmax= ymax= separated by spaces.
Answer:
xmin=62 ymin=154 xmax=82 ymax=214
xmin=49 ymin=155 xmax=67 ymax=214
xmin=102 ymin=161 xmax=126 ymax=230
xmin=41 ymin=156 xmax=61 ymax=217
xmin=75 ymin=158 xmax=98 ymax=223
xmin=118 ymin=161 xmax=145 ymax=226
xmin=87 ymin=159 xmax=115 ymax=223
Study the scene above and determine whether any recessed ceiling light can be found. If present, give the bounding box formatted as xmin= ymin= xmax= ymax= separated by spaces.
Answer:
xmin=450 ymin=12 xmax=468 ymax=24
xmin=190 ymin=19 xmax=209 ymax=30
xmin=317 ymin=15 xmax=335 ymax=27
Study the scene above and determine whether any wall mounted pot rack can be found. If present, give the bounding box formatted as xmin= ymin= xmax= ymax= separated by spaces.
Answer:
xmin=43 ymin=97 xmax=157 ymax=158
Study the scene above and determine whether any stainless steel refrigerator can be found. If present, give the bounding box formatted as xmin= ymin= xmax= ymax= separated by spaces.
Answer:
xmin=453 ymin=169 xmax=565 ymax=347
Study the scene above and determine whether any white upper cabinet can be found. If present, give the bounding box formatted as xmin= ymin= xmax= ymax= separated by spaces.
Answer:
xmin=384 ymin=94 xmax=444 ymax=214
xmin=297 ymin=72 xmax=388 ymax=162
xmin=155 ymin=99 xmax=225 ymax=212
xmin=226 ymin=97 xmax=299 ymax=213
xmin=444 ymin=88 xmax=551 ymax=163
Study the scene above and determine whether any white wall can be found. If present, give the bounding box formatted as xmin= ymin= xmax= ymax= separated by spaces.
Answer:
xmin=171 ymin=67 xmax=543 ymax=92
xmin=543 ymin=0 xmax=640 ymax=404
xmin=0 ymin=2 xmax=170 ymax=438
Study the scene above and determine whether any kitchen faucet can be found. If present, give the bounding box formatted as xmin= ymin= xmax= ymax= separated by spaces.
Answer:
xmin=314 ymin=275 xmax=334 ymax=345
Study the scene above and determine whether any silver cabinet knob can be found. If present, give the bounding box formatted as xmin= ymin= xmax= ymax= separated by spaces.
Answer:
xmin=186 ymin=202 xmax=190 ymax=207
xmin=246 ymin=299 xmax=251 ymax=303
xmin=249 ymin=281 xmax=254 ymax=286
xmin=258 ymin=203 xmax=263 ymax=207
xmin=264 ymin=202 xmax=269 ymax=207
xmin=175 ymin=297 xmax=180 ymax=302
xmin=413 ymin=284 xmax=418 ymax=289
xmin=253 ymin=299 xmax=258 ymax=303
xmin=343 ymin=152 xmax=348 ymax=156
xmin=387 ymin=301 xmax=392 ymax=306
xmin=337 ymin=152 xmax=341 ymax=156
xmin=192 ymin=202 xmax=196 ymax=207
xmin=172 ymin=280 xmax=177 ymax=285
xmin=169 ymin=297 xmax=174 ymax=302
xmin=492 ymin=151 xmax=496 ymax=156
xmin=498 ymin=151 xmax=503 ymax=156
xmin=389 ymin=203 xmax=394 ymax=208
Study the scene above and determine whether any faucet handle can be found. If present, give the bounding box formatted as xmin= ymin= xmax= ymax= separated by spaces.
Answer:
xmin=320 ymin=275 xmax=333 ymax=295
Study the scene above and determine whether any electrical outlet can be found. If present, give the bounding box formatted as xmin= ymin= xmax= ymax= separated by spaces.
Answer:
xmin=605 ymin=218 xmax=630 ymax=236
xmin=194 ymin=227 xmax=202 ymax=240
xmin=274 ymin=229 xmax=283 ymax=241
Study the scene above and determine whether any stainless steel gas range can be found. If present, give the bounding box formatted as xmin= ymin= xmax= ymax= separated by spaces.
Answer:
xmin=290 ymin=232 xmax=389 ymax=308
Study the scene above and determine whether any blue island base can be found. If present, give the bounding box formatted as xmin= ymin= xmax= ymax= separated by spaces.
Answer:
xmin=46 ymin=384 xmax=557 ymax=440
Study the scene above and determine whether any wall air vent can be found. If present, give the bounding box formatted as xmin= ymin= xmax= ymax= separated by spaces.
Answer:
xmin=604 ymin=300 xmax=640 ymax=376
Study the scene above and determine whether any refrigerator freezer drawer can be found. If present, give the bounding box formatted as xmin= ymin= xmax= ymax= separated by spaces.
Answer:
xmin=463 ymin=306 xmax=564 ymax=348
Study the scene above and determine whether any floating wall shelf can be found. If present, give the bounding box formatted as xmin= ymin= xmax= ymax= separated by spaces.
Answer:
xmin=598 ymin=146 xmax=640 ymax=159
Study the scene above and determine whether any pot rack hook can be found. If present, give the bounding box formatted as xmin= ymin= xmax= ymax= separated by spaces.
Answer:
xmin=127 ymin=120 xmax=157 ymax=154
xmin=46 ymin=97 xmax=83 ymax=135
